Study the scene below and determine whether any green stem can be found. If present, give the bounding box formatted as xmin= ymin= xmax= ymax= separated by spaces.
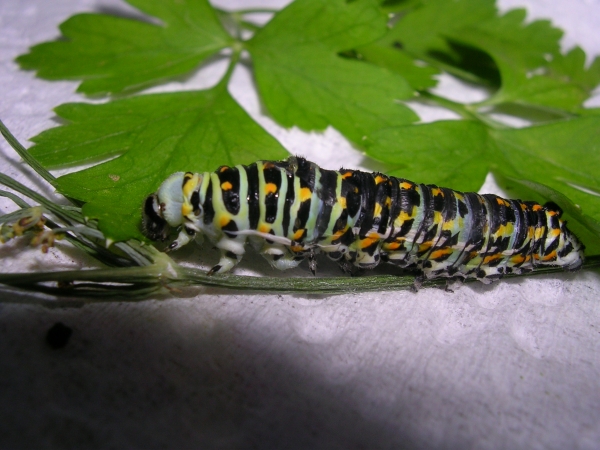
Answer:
xmin=0 ymin=173 xmax=82 ymax=224
xmin=1 ymin=255 xmax=599 ymax=301
xmin=0 ymin=120 xmax=56 ymax=186
xmin=0 ymin=190 xmax=30 ymax=209
xmin=409 ymin=54 xmax=494 ymax=87
xmin=234 ymin=8 xmax=278 ymax=14
xmin=417 ymin=91 xmax=508 ymax=129
xmin=218 ymin=46 xmax=243 ymax=88
xmin=238 ymin=20 xmax=261 ymax=32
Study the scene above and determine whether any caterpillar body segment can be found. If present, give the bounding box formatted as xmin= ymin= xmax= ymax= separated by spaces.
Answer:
xmin=142 ymin=156 xmax=584 ymax=282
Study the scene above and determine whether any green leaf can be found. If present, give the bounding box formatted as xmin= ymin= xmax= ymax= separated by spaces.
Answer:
xmin=353 ymin=41 xmax=440 ymax=91
xmin=384 ymin=0 xmax=497 ymax=62
xmin=250 ymin=0 xmax=385 ymax=51
xmin=367 ymin=116 xmax=600 ymax=241
xmin=547 ymin=46 xmax=600 ymax=94
xmin=16 ymin=0 xmax=232 ymax=95
xmin=29 ymin=85 xmax=289 ymax=241
xmin=444 ymin=9 xmax=596 ymax=112
xmin=365 ymin=120 xmax=491 ymax=191
xmin=246 ymin=0 xmax=418 ymax=145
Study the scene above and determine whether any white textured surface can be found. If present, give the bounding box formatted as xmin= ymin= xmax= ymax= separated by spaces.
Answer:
xmin=1 ymin=0 xmax=600 ymax=448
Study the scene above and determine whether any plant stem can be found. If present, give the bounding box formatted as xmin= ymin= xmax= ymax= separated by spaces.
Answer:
xmin=234 ymin=8 xmax=278 ymax=14
xmin=417 ymin=91 xmax=508 ymax=129
xmin=1 ymin=255 xmax=599 ymax=302
xmin=218 ymin=46 xmax=243 ymax=88
xmin=0 ymin=120 xmax=55 ymax=186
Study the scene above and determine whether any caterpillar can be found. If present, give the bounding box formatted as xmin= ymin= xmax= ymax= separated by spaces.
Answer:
xmin=142 ymin=156 xmax=584 ymax=283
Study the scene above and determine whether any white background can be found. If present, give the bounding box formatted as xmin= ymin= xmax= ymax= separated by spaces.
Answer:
xmin=1 ymin=0 xmax=599 ymax=448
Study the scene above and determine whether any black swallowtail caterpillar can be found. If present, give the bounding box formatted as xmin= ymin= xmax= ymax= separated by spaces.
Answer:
xmin=142 ymin=156 xmax=584 ymax=283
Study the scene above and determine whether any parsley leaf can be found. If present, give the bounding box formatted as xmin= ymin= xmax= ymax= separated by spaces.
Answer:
xmin=246 ymin=0 xmax=418 ymax=145
xmin=29 ymin=84 xmax=288 ymax=240
xmin=351 ymin=41 xmax=440 ymax=91
xmin=16 ymin=0 xmax=232 ymax=95
xmin=444 ymin=9 xmax=593 ymax=112
xmin=384 ymin=0 xmax=497 ymax=61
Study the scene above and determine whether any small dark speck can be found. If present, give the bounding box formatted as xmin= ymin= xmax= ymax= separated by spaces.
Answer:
xmin=45 ymin=322 xmax=73 ymax=349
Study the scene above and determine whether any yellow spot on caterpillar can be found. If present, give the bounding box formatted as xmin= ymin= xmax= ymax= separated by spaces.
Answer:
xmin=182 ymin=204 xmax=192 ymax=216
xmin=400 ymin=182 xmax=413 ymax=190
xmin=511 ymin=254 xmax=526 ymax=264
xmin=259 ymin=224 xmax=270 ymax=234
xmin=293 ymin=229 xmax=305 ymax=241
xmin=542 ymin=250 xmax=557 ymax=261
xmin=291 ymin=245 xmax=304 ymax=252
xmin=399 ymin=211 xmax=413 ymax=222
xmin=338 ymin=196 xmax=347 ymax=209
xmin=219 ymin=166 xmax=229 ymax=173
xmin=221 ymin=181 xmax=233 ymax=191
xmin=265 ymin=183 xmax=278 ymax=194
xmin=535 ymin=227 xmax=546 ymax=240
xmin=300 ymin=187 xmax=312 ymax=202
xmin=183 ymin=174 xmax=198 ymax=197
xmin=532 ymin=204 xmax=543 ymax=212
xmin=341 ymin=171 xmax=353 ymax=179
xmin=374 ymin=203 xmax=382 ymax=217
xmin=220 ymin=216 xmax=230 ymax=228
xmin=375 ymin=175 xmax=386 ymax=184
xmin=418 ymin=242 xmax=432 ymax=252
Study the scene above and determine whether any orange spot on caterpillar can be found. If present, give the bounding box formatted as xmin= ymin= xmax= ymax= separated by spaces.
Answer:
xmin=300 ymin=187 xmax=312 ymax=202
xmin=430 ymin=248 xmax=452 ymax=260
xmin=293 ymin=229 xmax=305 ymax=241
xmin=265 ymin=183 xmax=278 ymax=194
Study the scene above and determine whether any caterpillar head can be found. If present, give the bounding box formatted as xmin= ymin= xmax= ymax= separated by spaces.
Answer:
xmin=142 ymin=172 xmax=186 ymax=241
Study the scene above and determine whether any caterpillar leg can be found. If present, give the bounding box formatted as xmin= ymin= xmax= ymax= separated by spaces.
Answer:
xmin=167 ymin=226 xmax=198 ymax=252
xmin=337 ymin=258 xmax=362 ymax=276
xmin=348 ymin=248 xmax=382 ymax=269
xmin=208 ymin=237 xmax=246 ymax=275
xmin=260 ymin=246 xmax=303 ymax=271
xmin=308 ymin=249 xmax=318 ymax=275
